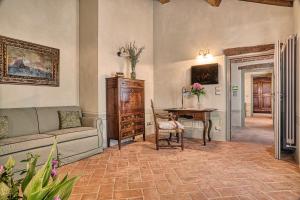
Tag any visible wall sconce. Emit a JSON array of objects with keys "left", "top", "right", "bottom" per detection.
[
  {"left": 196, "top": 49, "right": 213, "bottom": 62},
  {"left": 117, "top": 47, "right": 129, "bottom": 57}
]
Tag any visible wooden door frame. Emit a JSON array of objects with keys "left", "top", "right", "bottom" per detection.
[{"left": 225, "top": 49, "right": 274, "bottom": 141}]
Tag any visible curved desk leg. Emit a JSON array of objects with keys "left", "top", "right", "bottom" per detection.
[
  {"left": 208, "top": 119, "right": 212, "bottom": 142},
  {"left": 202, "top": 120, "right": 207, "bottom": 146}
]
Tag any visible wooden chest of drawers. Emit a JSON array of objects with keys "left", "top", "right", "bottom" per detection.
[{"left": 106, "top": 77, "right": 145, "bottom": 149}]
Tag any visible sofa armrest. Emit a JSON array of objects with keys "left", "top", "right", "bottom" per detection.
[{"left": 82, "top": 117, "right": 103, "bottom": 148}]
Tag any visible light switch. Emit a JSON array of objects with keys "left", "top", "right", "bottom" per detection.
[{"left": 215, "top": 86, "right": 221, "bottom": 95}]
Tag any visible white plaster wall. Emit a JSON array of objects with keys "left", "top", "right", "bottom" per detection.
[
  {"left": 244, "top": 73, "right": 252, "bottom": 117},
  {"left": 0, "top": 0, "right": 79, "bottom": 108},
  {"left": 293, "top": 0, "right": 300, "bottom": 164},
  {"left": 154, "top": 0, "right": 293, "bottom": 62},
  {"left": 98, "top": 0, "right": 154, "bottom": 147},
  {"left": 231, "top": 63, "right": 242, "bottom": 127},
  {"left": 79, "top": 0, "right": 99, "bottom": 114}
]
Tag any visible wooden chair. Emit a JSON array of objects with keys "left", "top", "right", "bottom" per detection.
[{"left": 151, "top": 100, "right": 184, "bottom": 150}]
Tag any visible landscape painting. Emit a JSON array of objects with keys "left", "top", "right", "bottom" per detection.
[
  {"left": 7, "top": 46, "right": 53, "bottom": 79},
  {"left": 0, "top": 35, "right": 59, "bottom": 86}
]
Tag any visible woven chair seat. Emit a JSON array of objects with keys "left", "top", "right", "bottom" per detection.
[{"left": 158, "top": 121, "right": 184, "bottom": 130}]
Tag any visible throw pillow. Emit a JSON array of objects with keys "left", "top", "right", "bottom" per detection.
[
  {"left": 58, "top": 111, "right": 82, "bottom": 129},
  {"left": 0, "top": 116, "right": 9, "bottom": 139}
]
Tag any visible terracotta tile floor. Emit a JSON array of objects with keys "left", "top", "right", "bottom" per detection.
[{"left": 58, "top": 136, "right": 300, "bottom": 200}]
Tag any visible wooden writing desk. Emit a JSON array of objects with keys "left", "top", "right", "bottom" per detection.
[{"left": 164, "top": 108, "right": 217, "bottom": 146}]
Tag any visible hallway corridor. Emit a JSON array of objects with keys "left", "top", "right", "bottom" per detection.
[{"left": 231, "top": 114, "right": 274, "bottom": 145}]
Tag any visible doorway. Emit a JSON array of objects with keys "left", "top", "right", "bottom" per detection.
[
  {"left": 225, "top": 38, "right": 297, "bottom": 160},
  {"left": 231, "top": 69, "right": 274, "bottom": 145},
  {"left": 225, "top": 48, "right": 275, "bottom": 146}
]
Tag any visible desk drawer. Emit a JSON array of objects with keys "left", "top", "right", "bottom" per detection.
[{"left": 193, "top": 112, "right": 210, "bottom": 121}]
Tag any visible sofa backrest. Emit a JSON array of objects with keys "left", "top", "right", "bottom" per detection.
[
  {"left": 36, "top": 106, "right": 82, "bottom": 133},
  {"left": 0, "top": 108, "right": 39, "bottom": 137}
]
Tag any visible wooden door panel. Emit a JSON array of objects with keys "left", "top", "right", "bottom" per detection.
[
  {"left": 262, "top": 96, "right": 272, "bottom": 112},
  {"left": 253, "top": 83, "right": 259, "bottom": 95},
  {"left": 253, "top": 77, "right": 272, "bottom": 113},
  {"left": 253, "top": 97, "right": 260, "bottom": 112},
  {"left": 262, "top": 82, "right": 271, "bottom": 94}
]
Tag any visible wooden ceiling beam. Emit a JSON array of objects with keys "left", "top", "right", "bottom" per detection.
[
  {"left": 159, "top": 0, "right": 170, "bottom": 4},
  {"left": 206, "top": 0, "right": 222, "bottom": 7},
  {"left": 238, "top": 63, "right": 274, "bottom": 70},
  {"left": 239, "top": 0, "right": 293, "bottom": 7},
  {"left": 223, "top": 44, "right": 275, "bottom": 56}
]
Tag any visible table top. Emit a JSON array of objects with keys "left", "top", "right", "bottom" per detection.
[{"left": 164, "top": 108, "right": 217, "bottom": 112}]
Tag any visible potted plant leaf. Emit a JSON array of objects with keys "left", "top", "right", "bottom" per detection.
[{"left": 0, "top": 142, "right": 79, "bottom": 200}]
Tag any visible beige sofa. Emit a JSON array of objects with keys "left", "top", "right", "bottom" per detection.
[{"left": 0, "top": 106, "right": 103, "bottom": 173}]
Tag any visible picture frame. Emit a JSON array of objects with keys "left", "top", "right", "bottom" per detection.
[
  {"left": 191, "top": 63, "right": 219, "bottom": 85},
  {"left": 0, "top": 35, "right": 59, "bottom": 86}
]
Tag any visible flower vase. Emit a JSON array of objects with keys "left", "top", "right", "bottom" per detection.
[
  {"left": 131, "top": 63, "right": 136, "bottom": 80},
  {"left": 197, "top": 96, "right": 201, "bottom": 109},
  {"left": 131, "top": 71, "right": 136, "bottom": 79}
]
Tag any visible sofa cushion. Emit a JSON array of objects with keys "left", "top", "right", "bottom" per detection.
[
  {"left": 0, "top": 134, "right": 55, "bottom": 156},
  {"left": 0, "top": 116, "right": 8, "bottom": 139},
  {"left": 36, "top": 106, "right": 82, "bottom": 133},
  {"left": 0, "top": 145, "right": 54, "bottom": 173},
  {"left": 58, "top": 111, "right": 82, "bottom": 129},
  {"left": 0, "top": 108, "right": 39, "bottom": 137},
  {"left": 44, "top": 127, "right": 98, "bottom": 143},
  {"left": 57, "top": 135, "right": 99, "bottom": 159}
]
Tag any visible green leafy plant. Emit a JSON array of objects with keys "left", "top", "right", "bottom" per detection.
[
  {"left": 0, "top": 142, "right": 79, "bottom": 200},
  {"left": 117, "top": 42, "right": 145, "bottom": 79},
  {"left": 0, "top": 157, "right": 20, "bottom": 200}
]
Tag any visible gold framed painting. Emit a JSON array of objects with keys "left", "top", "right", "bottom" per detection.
[{"left": 0, "top": 35, "right": 59, "bottom": 86}]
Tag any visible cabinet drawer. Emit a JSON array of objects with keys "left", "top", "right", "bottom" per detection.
[
  {"left": 121, "top": 127, "right": 145, "bottom": 138},
  {"left": 121, "top": 120, "right": 145, "bottom": 130},
  {"left": 120, "top": 79, "right": 144, "bottom": 88},
  {"left": 121, "top": 113, "right": 145, "bottom": 122},
  {"left": 121, "top": 123, "right": 145, "bottom": 133}
]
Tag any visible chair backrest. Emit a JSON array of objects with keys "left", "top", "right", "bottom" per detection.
[{"left": 150, "top": 100, "right": 158, "bottom": 130}]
